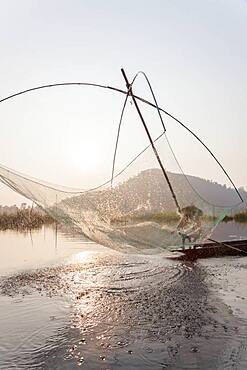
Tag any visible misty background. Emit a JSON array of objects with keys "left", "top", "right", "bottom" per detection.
[{"left": 0, "top": 0, "right": 246, "bottom": 204}]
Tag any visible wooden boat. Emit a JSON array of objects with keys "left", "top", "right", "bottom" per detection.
[{"left": 171, "top": 239, "right": 247, "bottom": 260}]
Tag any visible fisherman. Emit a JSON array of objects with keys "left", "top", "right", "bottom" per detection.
[{"left": 177, "top": 205, "right": 203, "bottom": 249}]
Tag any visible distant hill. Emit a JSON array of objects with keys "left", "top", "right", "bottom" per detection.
[
  {"left": 113, "top": 169, "right": 246, "bottom": 214},
  {"left": 109, "top": 169, "right": 247, "bottom": 212},
  {"left": 67, "top": 169, "right": 246, "bottom": 218}
]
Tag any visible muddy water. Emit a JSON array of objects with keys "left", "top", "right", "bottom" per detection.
[{"left": 0, "top": 224, "right": 246, "bottom": 369}]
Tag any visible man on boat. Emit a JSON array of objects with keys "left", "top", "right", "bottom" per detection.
[{"left": 176, "top": 205, "right": 203, "bottom": 249}]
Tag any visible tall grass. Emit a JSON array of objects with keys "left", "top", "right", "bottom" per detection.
[
  {"left": 112, "top": 210, "right": 247, "bottom": 225},
  {"left": 234, "top": 211, "right": 247, "bottom": 223},
  {"left": 111, "top": 212, "right": 180, "bottom": 225},
  {"left": 132, "top": 212, "right": 180, "bottom": 223},
  {"left": 0, "top": 209, "right": 54, "bottom": 231},
  {"left": 223, "top": 211, "right": 247, "bottom": 223}
]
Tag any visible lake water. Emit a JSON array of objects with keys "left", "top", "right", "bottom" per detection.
[{"left": 0, "top": 222, "right": 247, "bottom": 370}]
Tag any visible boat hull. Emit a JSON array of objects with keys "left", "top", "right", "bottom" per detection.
[{"left": 172, "top": 239, "right": 247, "bottom": 260}]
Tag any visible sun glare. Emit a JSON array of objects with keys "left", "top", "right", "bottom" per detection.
[
  {"left": 72, "top": 251, "right": 95, "bottom": 264},
  {"left": 67, "top": 140, "right": 107, "bottom": 174}
]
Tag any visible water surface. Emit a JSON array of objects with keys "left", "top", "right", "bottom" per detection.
[{"left": 0, "top": 223, "right": 247, "bottom": 369}]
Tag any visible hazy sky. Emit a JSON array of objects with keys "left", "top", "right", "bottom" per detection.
[{"left": 0, "top": 0, "right": 246, "bottom": 204}]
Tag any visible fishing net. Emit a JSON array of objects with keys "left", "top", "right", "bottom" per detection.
[{"left": 0, "top": 76, "right": 242, "bottom": 253}]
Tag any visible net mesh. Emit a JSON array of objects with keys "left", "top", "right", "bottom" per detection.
[
  {"left": 0, "top": 134, "right": 240, "bottom": 253},
  {"left": 0, "top": 79, "right": 242, "bottom": 253}
]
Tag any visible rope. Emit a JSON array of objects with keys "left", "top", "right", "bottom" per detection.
[
  {"left": 208, "top": 238, "right": 247, "bottom": 255},
  {"left": 133, "top": 71, "right": 166, "bottom": 132},
  {"left": 0, "top": 132, "right": 165, "bottom": 194},
  {"left": 111, "top": 70, "right": 166, "bottom": 188},
  {"left": 121, "top": 68, "right": 181, "bottom": 213},
  {"left": 110, "top": 87, "right": 131, "bottom": 187},
  {"left": 0, "top": 78, "right": 243, "bottom": 205},
  {"left": 164, "top": 132, "right": 242, "bottom": 209}
]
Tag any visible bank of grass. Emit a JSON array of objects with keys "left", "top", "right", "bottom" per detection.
[
  {"left": 112, "top": 210, "right": 247, "bottom": 225},
  {"left": 223, "top": 211, "right": 247, "bottom": 223},
  {"left": 136, "top": 213, "right": 218, "bottom": 223},
  {"left": 111, "top": 212, "right": 180, "bottom": 225},
  {"left": 131, "top": 212, "right": 180, "bottom": 224},
  {"left": 0, "top": 209, "right": 54, "bottom": 231},
  {"left": 234, "top": 212, "right": 247, "bottom": 222}
]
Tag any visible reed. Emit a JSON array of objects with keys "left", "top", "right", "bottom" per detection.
[
  {"left": 0, "top": 209, "right": 54, "bottom": 231},
  {"left": 222, "top": 211, "right": 247, "bottom": 223},
  {"left": 234, "top": 211, "right": 247, "bottom": 223},
  {"left": 111, "top": 212, "right": 180, "bottom": 225}
]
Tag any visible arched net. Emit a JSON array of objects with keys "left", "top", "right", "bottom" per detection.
[{"left": 0, "top": 77, "right": 242, "bottom": 253}]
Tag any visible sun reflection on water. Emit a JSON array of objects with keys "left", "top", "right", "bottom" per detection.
[{"left": 72, "top": 251, "right": 96, "bottom": 263}]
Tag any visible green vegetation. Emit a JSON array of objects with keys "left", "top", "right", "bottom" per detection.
[
  {"left": 132, "top": 212, "right": 180, "bottom": 224},
  {"left": 111, "top": 212, "right": 180, "bottom": 225},
  {"left": 233, "top": 211, "right": 247, "bottom": 223},
  {"left": 0, "top": 209, "right": 54, "bottom": 231},
  {"left": 223, "top": 211, "right": 247, "bottom": 223},
  {"left": 222, "top": 215, "right": 233, "bottom": 222},
  {"left": 112, "top": 209, "right": 247, "bottom": 225}
]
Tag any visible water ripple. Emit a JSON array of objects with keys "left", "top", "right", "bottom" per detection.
[{"left": 0, "top": 252, "right": 247, "bottom": 369}]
